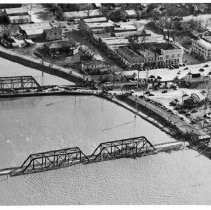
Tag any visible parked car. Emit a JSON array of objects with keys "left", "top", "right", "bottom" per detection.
[
  {"left": 162, "top": 90, "right": 168, "bottom": 93},
  {"left": 204, "top": 64, "right": 209, "bottom": 67},
  {"left": 148, "top": 93, "right": 154, "bottom": 96}
]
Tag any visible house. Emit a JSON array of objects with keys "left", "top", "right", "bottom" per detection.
[
  {"left": 44, "top": 40, "right": 73, "bottom": 55},
  {"left": 19, "top": 23, "right": 62, "bottom": 41}
]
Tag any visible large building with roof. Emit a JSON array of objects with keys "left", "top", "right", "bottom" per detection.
[
  {"left": 4, "top": 7, "right": 31, "bottom": 24},
  {"left": 114, "top": 42, "right": 184, "bottom": 68},
  {"left": 79, "top": 19, "right": 114, "bottom": 34},
  {"left": 192, "top": 37, "right": 211, "bottom": 61},
  {"left": 19, "top": 22, "right": 62, "bottom": 41}
]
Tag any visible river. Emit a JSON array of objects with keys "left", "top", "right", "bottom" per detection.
[{"left": 0, "top": 58, "right": 211, "bottom": 205}]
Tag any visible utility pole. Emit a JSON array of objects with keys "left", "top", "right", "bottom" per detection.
[{"left": 134, "top": 69, "right": 140, "bottom": 119}]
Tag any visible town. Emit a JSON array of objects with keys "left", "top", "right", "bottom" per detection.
[{"left": 1, "top": 3, "right": 211, "bottom": 205}]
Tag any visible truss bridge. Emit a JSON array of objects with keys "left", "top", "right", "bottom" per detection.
[
  {"left": 2, "top": 136, "right": 185, "bottom": 177},
  {"left": 0, "top": 76, "right": 41, "bottom": 92}
]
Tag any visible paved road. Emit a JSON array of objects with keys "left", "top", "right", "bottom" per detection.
[{"left": 128, "top": 95, "right": 206, "bottom": 136}]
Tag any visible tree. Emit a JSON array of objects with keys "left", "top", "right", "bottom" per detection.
[
  {"left": 0, "top": 14, "right": 10, "bottom": 24},
  {"left": 107, "top": 9, "right": 127, "bottom": 22}
]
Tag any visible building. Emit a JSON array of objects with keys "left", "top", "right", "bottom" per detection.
[
  {"left": 79, "top": 20, "right": 114, "bottom": 34},
  {"left": 19, "top": 23, "right": 62, "bottom": 41},
  {"left": 114, "top": 23, "right": 137, "bottom": 33},
  {"left": 81, "top": 60, "right": 104, "bottom": 71},
  {"left": 64, "top": 9, "right": 102, "bottom": 21},
  {"left": 82, "top": 17, "right": 108, "bottom": 23},
  {"left": 9, "top": 15, "right": 31, "bottom": 24},
  {"left": 4, "top": 7, "right": 29, "bottom": 16},
  {"left": 44, "top": 40, "right": 73, "bottom": 55},
  {"left": 192, "top": 37, "right": 211, "bottom": 61},
  {"left": 114, "top": 42, "right": 184, "bottom": 68},
  {"left": 183, "top": 93, "right": 201, "bottom": 108},
  {"left": 124, "top": 10, "right": 137, "bottom": 18}
]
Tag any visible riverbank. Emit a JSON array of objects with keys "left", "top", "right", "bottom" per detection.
[
  {"left": 102, "top": 94, "right": 211, "bottom": 159},
  {"left": 0, "top": 46, "right": 86, "bottom": 85}
]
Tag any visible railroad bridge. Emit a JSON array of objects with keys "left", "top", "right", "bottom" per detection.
[
  {"left": 0, "top": 137, "right": 185, "bottom": 177},
  {"left": 0, "top": 76, "right": 41, "bottom": 92},
  {"left": 9, "top": 136, "right": 158, "bottom": 176}
]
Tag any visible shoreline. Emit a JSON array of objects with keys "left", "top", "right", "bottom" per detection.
[
  {"left": 100, "top": 94, "right": 211, "bottom": 159},
  {"left": 0, "top": 46, "right": 86, "bottom": 85}
]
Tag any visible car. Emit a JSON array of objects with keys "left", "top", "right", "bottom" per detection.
[
  {"left": 191, "top": 110, "right": 197, "bottom": 113},
  {"left": 162, "top": 90, "right": 168, "bottom": 93},
  {"left": 204, "top": 64, "right": 209, "bottom": 67},
  {"left": 184, "top": 67, "right": 189, "bottom": 70},
  {"left": 148, "top": 93, "right": 154, "bottom": 96}
]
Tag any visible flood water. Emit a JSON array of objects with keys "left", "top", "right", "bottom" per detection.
[
  {"left": 0, "top": 57, "right": 73, "bottom": 86},
  {"left": 1, "top": 58, "right": 211, "bottom": 205},
  {"left": 0, "top": 95, "right": 211, "bottom": 205}
]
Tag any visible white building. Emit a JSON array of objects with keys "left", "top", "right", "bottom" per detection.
[
  {"left": 192, "top": 37, "right": 211, "bottom": 61},
  {"left": 114, "top": 42, "right": 184, "bottom": 68}
]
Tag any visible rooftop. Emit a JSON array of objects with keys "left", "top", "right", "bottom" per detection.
[
  {"left": 130, "top": 42, "right": 179, "bottom": 55},
  {"left": 101, "top": 37, "right": 129, "bottom": 46},
  {"left": 114, "top": 23, "right": 137, "bottom": 32},
  {"left": 124, "top": 10, "right": 137, "bottom": 16},
  {"left": 64, "top": 9, "right": 102, "bottom": 18},
  {"left": 44, "top": 40, "right": 71, "bottom": 49},
  {"left": 5, "top": 7, "right": 28, "bottom": 15},
  {"left": 20, "top": 22, "right": 52, "bottom": 31},
  {"left": 9, "top": 15, "right": 31, "bottom": 21},
  {"left": 118, "top": 46, "right": 140, "bottom": 57},
  {"left": 195, "top": 38, "right": 211, "bottom": 49},
  {"left": 83, "top": 17, "right": 107, "bottom": 23},
  {"left": 86, "top": 21, "right": 114, "bottom": 29}
]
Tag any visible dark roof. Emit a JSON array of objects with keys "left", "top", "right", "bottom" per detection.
[
  {"left": 130, "top": 42, "right": 178, "bottom": 55},
  {"left": 44, "top": 40, "right": 72, "bottom": 50}
]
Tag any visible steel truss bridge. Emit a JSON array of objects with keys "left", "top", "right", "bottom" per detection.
[
  {"left": 0, "top": 76, "right": 41, "bottom": 91},
  {"left": 10, "top": 136, "right": 156, "bottom": 176}
]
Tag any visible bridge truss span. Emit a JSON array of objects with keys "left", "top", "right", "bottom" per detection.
[
  {"left": 10, "top": 147, "right": 89, "bottom": 176},
  {"left": 90, "top": 136, "right": 155, "bottom": 162},
  {"left": 0, "top": 76, "right": 41, "bottom": 91}
]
